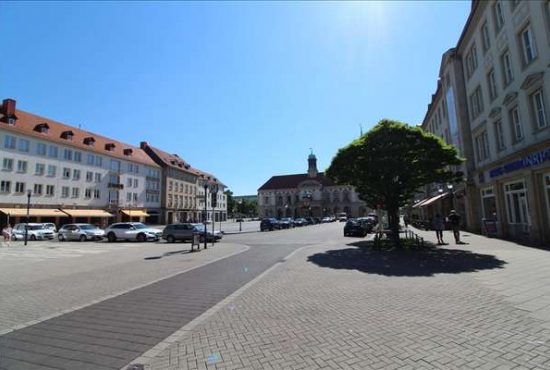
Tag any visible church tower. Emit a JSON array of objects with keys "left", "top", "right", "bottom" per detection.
[{"left": 307, "top": 150, "right": 318, "bottom": 178}]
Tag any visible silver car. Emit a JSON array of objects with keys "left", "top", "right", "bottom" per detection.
[
  {"left": 104, "top": 222, "right": 162, "bottom": 242},
  {"left": 58, "top": 223, "right": 105, "bottom": 241},
  {"left": 11, "top": 223, "right": 55, "bottom": 241}
]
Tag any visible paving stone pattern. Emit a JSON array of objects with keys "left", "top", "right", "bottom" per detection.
[
  {"left": 150, "top": 233, "right": 550, "bottom": 370},
  {"left": 0, "top": 243, "right": 301, "bottom": 370}
]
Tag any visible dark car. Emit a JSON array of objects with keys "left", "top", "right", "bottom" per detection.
[
  {"left": 279, "top": 218, "right": 294, "bottom": 229},
  {"left": 356, "top": 218, "right": 374, "bottom": 234},
  {"left": 294, "top": 218, "right": 307, "bottom": 227},
  {"left": 304, "top": 217, "right": 315, "bottom": 225},
  {"left": 260, "top": 218, "right": 280, "bottom": 231},
  {"left": 313, "top": 217, "right": 321, "bottom": 224},
  {"left": 343, "top": 219, "right": 367, "bottom": 237},
  {"left": 162, "top": 223, "right": 200, "bottom": 243}
]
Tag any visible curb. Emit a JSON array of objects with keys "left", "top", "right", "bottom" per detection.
[{"left": 222, "top": 230, "right": 259, "bottom": 235}]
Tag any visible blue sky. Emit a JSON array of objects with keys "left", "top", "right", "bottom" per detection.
[{"left": 0, "top": 1, "right": 470, "bottom": 195}]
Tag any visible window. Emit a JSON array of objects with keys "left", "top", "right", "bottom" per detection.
[
  {"left": 0, "top": 181, "right": 11, "bottom": 193},
  {"left": 46, "top": 185, "right": 55, "bottom": 196},
  {"left": 134, "top": 179, "right": 138, "bottom": 188},
  {"left": 481, "top": 187, "right": 497, "bottom": 219},
  {"left": 17, "top": 160, "right": 27, "bottom": 173},
  {"left": 481, "top": 22, "right": 491, "bottom": 52},
  {"left": 505, "top": 181, "right": 530, "bottom": 228},
  {"left": 62, "top": 186, "right": 69, "bottom": 198},
  {"left": 47, "top": 165, "right": 56, "bottom": 177},
  {"left": 71, "top": 187, "right": 79, "bottom": 198},
  {"left": 95, "top": 156, "right": 102, "bottom": 167},
  {"left": 33, "top": 183, "right": 43, "bottom": 195},
  {"left": 494, "top": 119, "right": 505, "bottom": 150},
  {"left": 4, "top": 135, "right": 15, "bottom": 149},
  {"left": 501, "top": 51, "right": 514, "bottom": 85},
  {"left": 493, "top": 1, "right": 505, "bottom": 32},
  {"left": 15, "top": 182, "right": 25, "bottom": 193},
  {"left": 110, "top": 160, "right": 120, "bottom": 171},
  {"left": 127, "top": 178, "right": 133, "bottom": 187},
  {"left": 86, "top": 171, "right": 93, "bottom": 182},
  {"left": 48, "top": 146, "right": 58, "bottom": 158},
  {"left": 35, "top": 163, "right": 45, "bottom": 175},
  {"left": 465, "top": 44, "right": 478, "bottom": 78},
  {"left": 169, "top": 181, "right": 173, "bottom": 191},
  {"left": 128, "top": 163, "right": 134, "bottom": 173},
  {"left": 487, "top": 69, "right": 498, "bottom": 101},
  {"left": 126, "top": 192, "right": 132, "bottom": 202},
  {"left": 532, "top": 89, "right": 548, "bottom": 129},
  {"left": 3, "top": 158, "right": 13, "bottom": 171},
  {"left": 36, "top": 143, "right": 47, "bottom": 156},
  {"left": 73, "top": 169, "right": 81, "bottom": 180},
  {"left": 63, "top": 167, "right": 71, "bottom": 179},
  {"left": 133, "top": 193, "right": 138, "bottom": 201},
  {"left": 18, "top": 139, "right": 29, "bottom": 152},
  {"left": 544, "top": 173, "right": 550, "bottom": 227},
  {"left": 469, "top": 86, "right": 484, "bottom": 119},
  {"left": 520, "top": 26, "right": 537, "bottom": 65},
  {"left": 95, "top": 173, "right": 102, "bottom": 182},
  {"left": 74, "top": 151, "right": 82, "bottom": 163},
  {"left": 476, "top": 131, "right": 491, "bottom": 162},
  {"left": 85, "top": 188, "right": 92, "bottom": 198},
  {"left": 134, "top": 165, "right": 139, "bottom": 174},
  {"left": 87, "top": 154, "right": 95, "bottom": 165},
  {"left": 63, "top": 149, "right": 73, "bottom": 161},
  {"left": 509, "top": 107, "right": 523, "bottom": 141},
  {"left": 93, "top": 189, "right": 101, "bottom": 199}
]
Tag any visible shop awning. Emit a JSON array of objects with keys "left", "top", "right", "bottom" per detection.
[
  {"left": 420, "top": 192, "right": 450, "bottom": 207},
  {"left": 0, "top": 208, "right": 68, "bottom": 217},
  {"left": 120, "top": 209, "right": 149, "bottom": 217},
  {"left": 61, "top": 209, "right": 114, "bottom": 218},
  {"left": 412, "top": 198, "right": 431, "bottom": 208}
]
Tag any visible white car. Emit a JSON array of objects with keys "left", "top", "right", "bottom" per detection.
[
  {"left": 105, "top": 222, "right": 162, "bottom": 242},
  {"left": 11, "top": 223, "right": 55, "bottom": 241},
  {"left": 58, "top": 223, "right": 105, "bottom": 241}
]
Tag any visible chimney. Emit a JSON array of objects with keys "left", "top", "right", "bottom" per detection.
[
  {"left": 140, "top": 141, "right": 148, "bottom": 149},
  {"left": 2, "top": 98, "right": 16, "bottom": 116}
]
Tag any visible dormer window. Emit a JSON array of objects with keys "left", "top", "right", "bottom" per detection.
[
  {"left": 105, "top": 143, "right": 116, "bottom": 151},
  {"left": 61, "top": 131, "right": 74, "bottom": 140},
  {"left": 34, "top": 123, "right": 49, "bottom": 134},
  {"left": 83, "top": 137, "right": 95, "bottom": 147},
  {"left": 123, "top": 148, "right": 133, "bottom": 156},
  {"left": 7, "top": 118, "right": 15, "bottom": 126}
]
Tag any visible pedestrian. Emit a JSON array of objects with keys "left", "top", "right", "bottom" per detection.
[
  {"left": 448, "top": 210, "right": 462, "bottom": 244},
  {"left": 2, "top": 223, "right": 12, "bottom": 247},
  {"left": 433, "top": 214, "right": 444, "bottom": 245},
  {"left": 403, "top": 214, "right": 410, "bottom": 228}
]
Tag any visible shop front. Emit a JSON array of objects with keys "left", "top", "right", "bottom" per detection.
[
  {"left": 0, "top": 207, "right": 68, "bottom": 227},
  {"left": 476, "top": 144, "right": 550, "bottom": 246}
]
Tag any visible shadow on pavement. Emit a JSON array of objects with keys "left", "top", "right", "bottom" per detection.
[
  {"left": 144, "top": 249, "right": 192, "bottom": 260},
  {"left": 307, "top": 240, "right": 506, "bottom": 277}
]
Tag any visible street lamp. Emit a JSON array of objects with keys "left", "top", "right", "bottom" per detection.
[
  {"left": 238, "top": 199, "right": 243, "bottom": 232},
  {"left": 447, "top": 183, "right": 455, "bottom": 211},
  {"left": 24, "top": 189, "right": 31, "bottom": 246},
  {"left": 210, "top": 182, "right": 219, "bottom": 246},
  {"left": 202, "top": 181, "right": 208, "bottom": 250}
]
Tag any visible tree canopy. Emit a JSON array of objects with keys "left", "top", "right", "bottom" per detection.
[{"left": 326, "top": 119, "right": 464, "bottom": 242}]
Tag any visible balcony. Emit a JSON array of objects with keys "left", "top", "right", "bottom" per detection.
[{"left": 108, "top": 183, "right": 124, "bottom": 189}]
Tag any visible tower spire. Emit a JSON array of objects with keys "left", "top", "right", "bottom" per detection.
[{"left": 307, "top": 150, "right": 318, "bottom": 178}]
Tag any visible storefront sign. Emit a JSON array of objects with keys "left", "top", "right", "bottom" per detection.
[
  {"left": 489, "top": 147, "right": 550, "bottom": 178},
  {"left": 482, "top": 218, "right": 499, "bottom": 237}
]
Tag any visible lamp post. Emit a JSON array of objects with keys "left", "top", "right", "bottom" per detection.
[
  {"left": 238, "top": 199, "right": 243, "bottom": 231},
  {"left": 202, "top": 182, "right": 208, "bottom": 250},
  {"left": 447, "top": 183, "right": 455, "bottom": 211},
  {"left": 24, "top": 189, "right": 31, "bottom": 246},
  {"left": 210, "top": 182, "right": 219, "bottom": 246}
]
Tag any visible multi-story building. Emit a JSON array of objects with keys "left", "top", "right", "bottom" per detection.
[
  {"left": 258, "top": 152, "right": 369, "bottom": 219},
  {"left": 0, "top": 98, "right": 162, "bottom": 226},
  {"left": 140, "top": 142, "right": 199, "bottom": 224},
  {"left": 418, "top": 0, "right": 550, "bottom": 246},
  {"left": 195, "top": 169, "right": 227, "bottom": 223}
]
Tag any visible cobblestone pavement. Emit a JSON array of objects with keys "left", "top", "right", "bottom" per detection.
[
  {"left": 148, "top": 226, "right": 550, "bottom": 370},
  {"left": 0, "top": 240, "right": 248, "bottom": 333}
]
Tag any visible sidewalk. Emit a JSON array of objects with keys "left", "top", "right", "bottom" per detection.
[{"left": 145, "top": 231, "right": 550, "bottom": 370}]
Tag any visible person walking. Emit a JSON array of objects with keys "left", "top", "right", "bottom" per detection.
[
  {"left": 448, "top": 210, "right": 462, "bottom": 244},
  {"left": 2, "top": 223, "right": 12, "bottom": 247},
  {"left": 433, "top": 214, "right": 444, "bottom": 245}
]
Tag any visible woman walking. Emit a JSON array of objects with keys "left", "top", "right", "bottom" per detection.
[
  {"left": 433, "top": 214, "right": 444, "bottom": 245},
  {"left": 2, "top": 223, "right": 13, "bottom": 247}
]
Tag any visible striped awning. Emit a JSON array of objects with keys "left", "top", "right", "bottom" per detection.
[
  {"left": 0, "top": 208, "right": 68, "bottom": 217},
  {"left": 420, "top": 192, "right": 450, "bottom": 207}
]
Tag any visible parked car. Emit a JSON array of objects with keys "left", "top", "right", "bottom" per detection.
[
  {"left": 343, "top": 219, "right": 367, "bottom": 237},
  {"left": 42, "top": 222, "right": 57, "bottom": 233},
  {"left": 58, "top": 223, "right": 105, "bottom": 241},
  {"left": 236, "top": 217, "right": 244, "bottom": 222},
  {"left": 192, "top": 224, "right": 223, "bottom": 242},
  {"left": 260, "top": 218, "right": 280, "bottom": 231},
  {"left": 338, "top": 212, "right": 348, "bottom": 222},
  {"left": 321, "top": 217, "right": 332, "bottom": 223},
  {"left": 355, "top": 218, "right": 374, "bottom": 234},
  {"left": 304, "top": 217, "right": 316, "bottom": 225},
  {"left": 313, "top": 217, "right": 321, "bottom": 224},
  {"left": 294, "top": 218, "right": 307, "bottom": 227},
  {"left": 11, "top": 223, "right": 55, "bottom": 241},
  {"left": 279, "top": 218, "right": 294, "bottom": 229},
  {"left": 162, "top": 223, "right": 199, "bottom": 243},
  {"left": 105, "top": 222, "right": 162, "bottom": 242}
]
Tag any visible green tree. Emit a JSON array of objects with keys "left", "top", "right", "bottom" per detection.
[
  {"left": 326, "top": 119, "right": 464, "bottom": 246},
  {"left": 224, "top": 190, "right": 235, "bottom": 216}
]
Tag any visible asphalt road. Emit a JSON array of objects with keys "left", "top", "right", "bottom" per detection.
[{"left": 0, "top": 222, "right": 352, "bottom": 370}]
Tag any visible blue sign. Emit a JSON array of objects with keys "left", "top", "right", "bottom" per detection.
[{"left": 489, "top": 147, "right": 550, "bottom": 178}]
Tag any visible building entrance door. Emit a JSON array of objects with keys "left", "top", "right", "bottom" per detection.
[{"left": 505, "top": 180, "right": 530, "bottom": 238}]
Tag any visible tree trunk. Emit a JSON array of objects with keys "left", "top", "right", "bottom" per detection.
[{"left": 387, "top": 206, "right": 401, "bottom": 247}]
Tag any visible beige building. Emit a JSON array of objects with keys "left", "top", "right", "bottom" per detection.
[
  {"left": 419, "top": 0, "right": 550, "bottom": 246},
  {"left": 258, "top": 152, "right": 370, "bottom": 219}
]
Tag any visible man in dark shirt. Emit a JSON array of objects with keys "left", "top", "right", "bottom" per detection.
[{"left": 448, "top": 210, "right": 461, "bottom": 244}]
